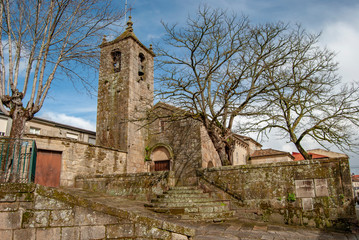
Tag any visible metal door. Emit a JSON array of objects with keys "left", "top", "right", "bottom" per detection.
[{"left": 35, "top": 150, "right": 62, "bottom": 187}]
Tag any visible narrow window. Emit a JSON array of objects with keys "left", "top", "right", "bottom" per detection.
[
  {"left": 29, "top": 127, "right": 40, "bottom": 135},
  {"left": 111, "top": 50, "right": 121, "bottom": 72},
  {"left": 138, "top": 53, "right": 145, "bottom": 80}
]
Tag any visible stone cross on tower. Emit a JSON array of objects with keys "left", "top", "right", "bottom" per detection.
[{"left": 96, "top": 17, "right": 155, "bottom": 173}]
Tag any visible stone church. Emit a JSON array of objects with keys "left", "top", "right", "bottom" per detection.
[
  {"left": 0, "top": 18, "right": 354, "bottom": 233},
  {"left": 95, "top": 17, "right": 294, "bottom": 185}
]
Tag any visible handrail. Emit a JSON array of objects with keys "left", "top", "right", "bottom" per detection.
[{"left": 0, "top": 137, "right": 37, "bottom": 183}]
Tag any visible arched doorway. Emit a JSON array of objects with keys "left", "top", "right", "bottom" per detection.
[{"left": 151, "top": 145, "right": 172, "bottom": 171}]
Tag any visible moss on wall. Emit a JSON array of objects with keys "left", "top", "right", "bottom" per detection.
[{"left": 198, "top": 158, "right": 355, "bottom": 230}]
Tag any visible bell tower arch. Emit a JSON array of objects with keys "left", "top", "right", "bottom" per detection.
[{"left": 96, "top": 17, "right": 155, "bottom": 173}]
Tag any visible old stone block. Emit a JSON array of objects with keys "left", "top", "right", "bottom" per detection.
[
  {"left": 0, "top": 211, "right": 21, "bottom": 229},
  {"left": 14, "top": 228, "right": 35, "bottom": 240},
  {"left": 0, "top": 202, "right": 19, "bottom": 211},
  {"left": 295, "top": 179, "right": 315, "bottom": 198},
  {"left": 0, "top": 193, "right": 16, "bottom": 202},
  {"left": 162, "top": 221, "right": 195, "bottom": 236},
  {"left": 22, "top": 210, "right": 50, "bottom": 228},
  {"left": 19, "top": 201, "right": 34, "bottom": 210},
  {"left": 302, "top": 198, "right": 313, "bottom": 211},
  {"left": 36, "top": 227, "right": 61, "bottom": 240},
  {"left": 314, "top": 179, "right": 329, "bottom": 197},
  {"left": 34, "top": 195, "right": 70, "bottom": 210},
  {"left": 74, "top": 207, "right": 119, "bottom": 226},
  {"left": 61, "top": 227, "right": 80, "bottom": 240},
  {"left": 80, "top": 225, "right": 105, "bottom": 240},
  {"left": 17, "top": 192, "right": 34, "bottom": 202},
  {"left": 172, "top": 232, "right": 188, "bottom": 240},
  {"left": 0, "top": 229, "right": 13, "bottom": 239},
  {"left": 302, "top": 217, "right": 316, "bottom": 227},
  {"left": 50, "top": 209, "right": 74, "bottom": 227},
  {"left": 268, "top": 213, "right": 285, "bottom": 224},
  {"left": 135, "top": 224, "right": 171, "bottom": 239},
  {"left": 106, "top": 223, "right": 134, "bottom": 238},
  {"left": 134, "top": 223, "right": 148, "bottom": 237}
]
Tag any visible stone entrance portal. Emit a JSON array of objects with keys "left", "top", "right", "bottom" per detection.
[{"left": 151, "top": 146, "right": 171, "bottom": 171}]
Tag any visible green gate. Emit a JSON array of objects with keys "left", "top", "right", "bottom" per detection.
[{"left": 0, "top": 138, "right": 37, "bottom": 183}]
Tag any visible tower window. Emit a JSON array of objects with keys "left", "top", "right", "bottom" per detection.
[
  {"left": 111, "top": 49, "right": 121, "bottom": 72},
  {"left": 138, "top": 53, "right": 145, "bottom": 80}
]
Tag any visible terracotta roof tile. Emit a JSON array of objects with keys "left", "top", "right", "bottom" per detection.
[{"left": 292, "top": 152, "right": 328, "bottom": 161}]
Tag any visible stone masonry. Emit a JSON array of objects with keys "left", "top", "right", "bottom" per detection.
[
  {"left": 198, "top": 157, "right": 356, "bottom": 229},
  {"left": 29, "top": 135, "right": 126, "bottom": 187},
  {"left": 0, "top": 183, "right": 192, "bottom": 240},
  {"left": 96, "top": 17, "right": 155, "bottom": 173}
]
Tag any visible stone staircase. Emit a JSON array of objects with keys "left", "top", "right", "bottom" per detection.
[{"left": 145, "top": 186, "right": 235, "bottom": 221}]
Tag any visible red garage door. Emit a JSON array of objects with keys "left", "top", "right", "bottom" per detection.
[{"left": 35, "top": 150, "right": 62, "bottom": 187}]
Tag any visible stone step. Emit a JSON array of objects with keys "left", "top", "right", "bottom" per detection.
[
  {"left": 146, "top": 204, "right": 230, "bottom": 214},
  {"left": 181, "top": 211, "right": 235, "bottom": 221},
  {"left": 145, "top": 186, "right": 234, "bottom": 222},
  {"left": 165, "top": 189, "right": 204, "bottom": 194},
  {"left": 151, "top": 197, "right": 211, "bottom": 204},
  {"left": 156, "top": 192, "right": 210, "bottom": 199},
  {"left": 170, "top": 186, "right": 198, "bottom": 190},
  {"left": 146, "top": 200, "right": 229, "bottom": 208}
]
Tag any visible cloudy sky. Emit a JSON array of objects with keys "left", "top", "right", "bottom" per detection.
[{"left": 38, "top": 0, "right": 359, "bottom": 167}]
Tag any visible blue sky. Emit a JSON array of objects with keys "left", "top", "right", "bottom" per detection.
[{"left": 38, "top": 0, "right": 359, "bottom": 168}]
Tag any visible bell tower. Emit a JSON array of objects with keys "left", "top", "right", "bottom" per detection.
[{"left": 96, "top": 17, "right": 155, "bottom": 173}]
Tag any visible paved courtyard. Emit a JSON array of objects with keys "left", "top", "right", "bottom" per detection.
[{"left": 191, "top": 219, "right": 359, "bottom": 240}]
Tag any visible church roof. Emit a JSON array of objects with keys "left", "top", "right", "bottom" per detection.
[
  {"left": 292, "top": 152, "right": 329, "bottom": 161},
  {"left": 251, "top": 149, "right": 294, "bottom": 159},
  {"left": 99, "top": 16, "right": 155, "bottom": 57},
  {"left": 233, "top": 134, "right": 262, "bottom": 148}
]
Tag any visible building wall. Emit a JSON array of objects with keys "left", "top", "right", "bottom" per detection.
[
  {"left": 75, "top": 172, "right": 169, "bottom": 201},
  {"left": 200, "top": 126, "right": 221, "bottom": 168},
  {"left": 96, "top": 35, "right": 153, "bottom": 174},
  {"left": 198, "top": 158, "right": 355, "bottom": 229},
  {"left": 244, "top": 140, "right": 262, "bottom": 155},
  {"left": 29, "top": 135, "right": 127, "bottom": 187},
  {"left": 308, "top": 149, "right": 348, "bottom": 158},
  {"left": 147, "top": 106, "right": 202, "bottom": 186},
  {"left": 125, "top": 40, "right": 154, "bottom": 173},
  {"left": 249, "top": 155, "right": 293, "bottom": 164},
  {"left": 232, "top": 142, "right": 248, "bottom": 166},
  {"left": 0, "top": 184, "right": 191, "bottom": 240},
  {"left": 0, "top": 113, "right": 96, "bottom": 144}
]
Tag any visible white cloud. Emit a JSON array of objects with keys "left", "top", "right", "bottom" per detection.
[
  {"left": 320, "top": 7, "right": 359, "bottom": 83},
  {"left": 1, "top": 39, "right": 33, "bottom": 79},
  {"left": 39, "top": 112, "right": 96, "bottom": 131}
]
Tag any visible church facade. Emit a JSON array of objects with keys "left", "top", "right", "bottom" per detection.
[{"left": 95, "top": 17, "right": 294, "bottom": 185}]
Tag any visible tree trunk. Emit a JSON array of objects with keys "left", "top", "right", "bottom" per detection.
[
  {"left": 295, "top": 142, "right": 312, "bottom": 160},
  {"left": 206, "top": 125, "right": 232, "bottom": 166},
  {"left": 4, "top": 106, "right": 31, "bottom": 182},
  {"left": 9, "top": 107, "right": 29, "bottom": 139}
]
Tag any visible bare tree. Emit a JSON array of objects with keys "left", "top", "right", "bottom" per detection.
[
  {"left": 0, "top": 0, "right": 125, "bottom": 140},
  {"left": 155, "top": 6, "right": 296, "bottom": 166},
  {"left": 240, "top": 28, "right": 359, "bottom": 159}
]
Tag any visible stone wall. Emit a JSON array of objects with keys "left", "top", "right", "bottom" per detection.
[
  {"left": 148, "top": 104, "right": 203, "bottom": 186},
  {"left": 200, "top": 126, "right": 221, "bottom": 168},
  {"left": 30, "top": 135, "right": 127, "bottom": 187},
  {"left": 75, "top": 171, "right": 169, "bottom": 201},
  {"left": 0, "top": 183, "right": 190, "bottom": 240},
  {"left": 249, "top": 155, "right": 293, "bottom": 164},
  {"left": 198, "top": 158, "right": 356, "bottom": 229},
  {"left": 96, "top": 27, "right": 154, "bottom": 174}
]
